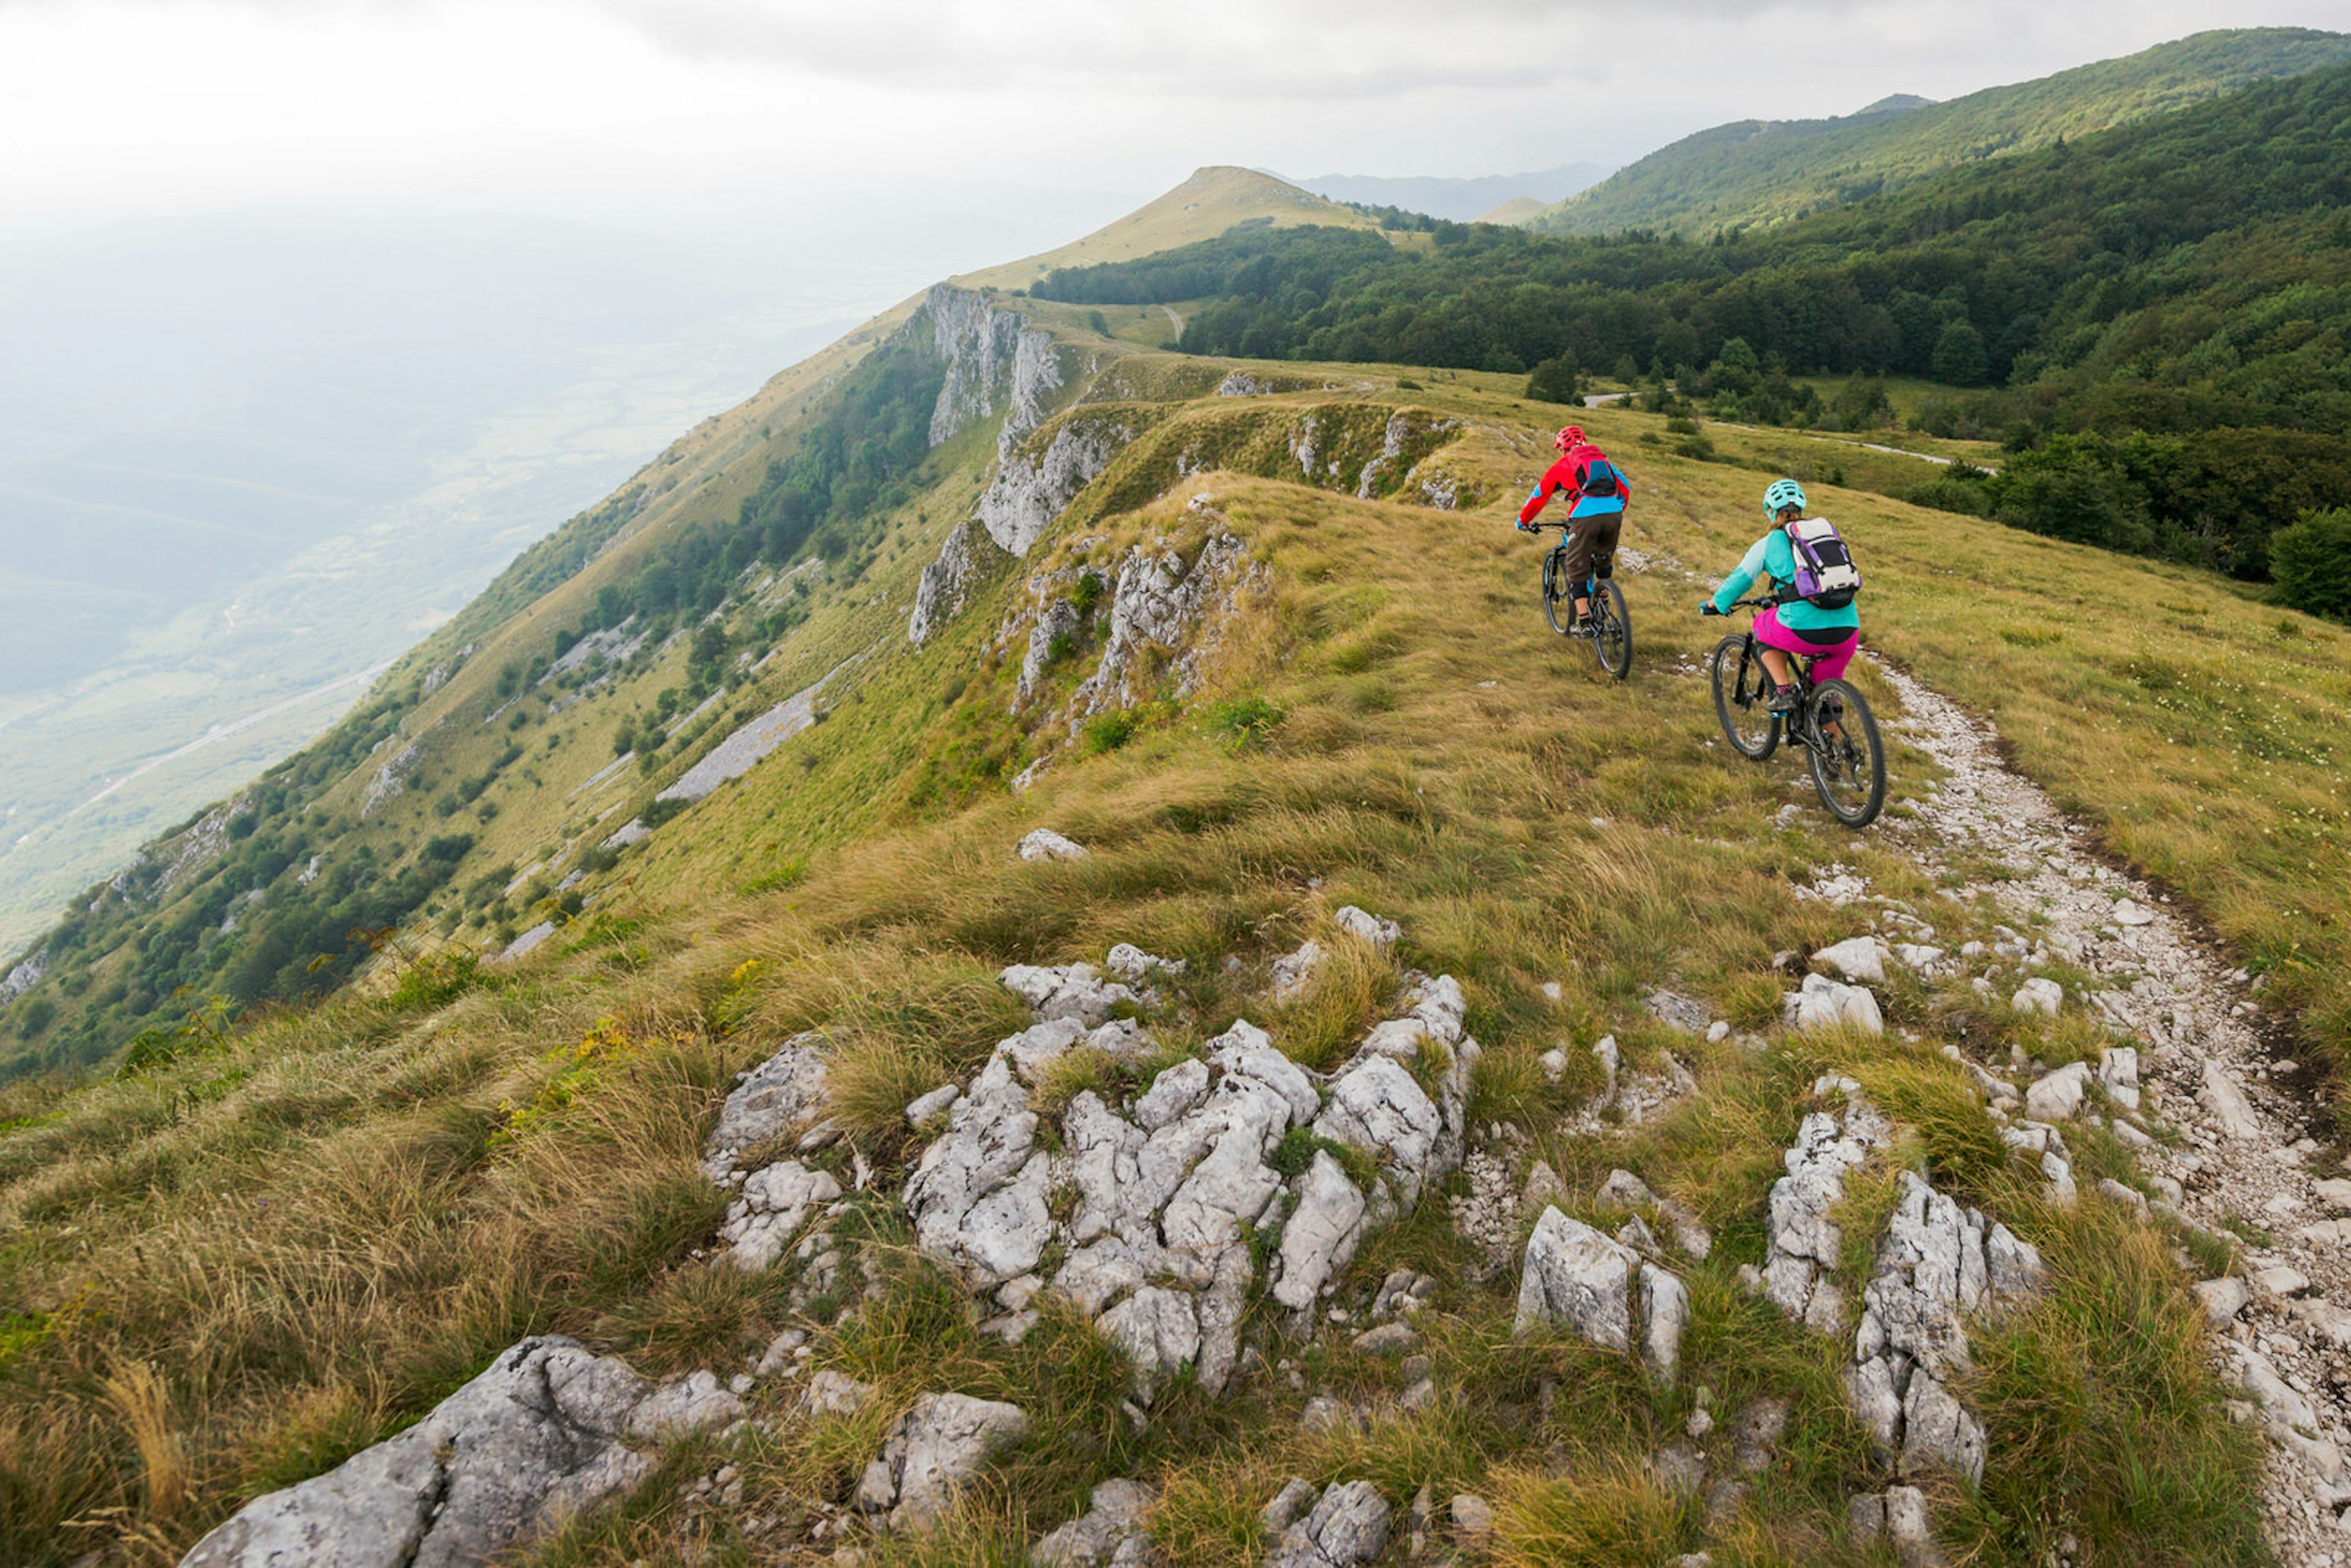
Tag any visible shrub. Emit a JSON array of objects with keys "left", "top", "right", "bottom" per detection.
[
  {"left": 1082, "top": 710, "right": 1138, "bottom": 754},
  {"left": 1203, "top": 695, "right": 1285, "bottom": 751},
  {"left": 1524, "top": 355, "right": 1580, "bottom": 405},
  {"left": 2271, "top": 508, "right": 2351, "bottom": 620}
]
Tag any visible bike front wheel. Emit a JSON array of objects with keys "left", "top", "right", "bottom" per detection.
[
  {"left": 1589, "top": 578, "right": 1631, "bottom": 679},
  {"left": 1710, "top": 634, "right": 1779, "bottom": 759},
  {"left": 1542, "top": 549, "right": 1577, "bottom": 636},
  {"left": 1807, "top": 678, "right": 1886, "bottom": 827}
]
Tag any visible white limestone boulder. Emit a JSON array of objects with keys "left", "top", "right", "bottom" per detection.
[
  {"left": 1785, "top": 973, "right": 1884, "bottom": 1035},
  {"left": 856, "top": 1392, "right": 1029, "bottom": 1530},
  {"left": 179, "top": 1338, "right": 743, "bottom": 1568},
  {"left": 1814, "top": 936, "right": 1887, "bottom": 986}
]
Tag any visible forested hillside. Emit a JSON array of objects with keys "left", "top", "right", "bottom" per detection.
[
  {"left": 1524, "top": 26, "right": 2351, "bottom": 236},
  {"left": 1037, "top": 60, "right": 2351, "bottom": 583}
]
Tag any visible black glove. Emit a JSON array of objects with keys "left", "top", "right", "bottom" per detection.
[
  {"left": 1517, "top": 521, "right": 1537, "bottom": 533},
  {"left": 1700, "top": 601, "right": 1723, "bottom": 617}
]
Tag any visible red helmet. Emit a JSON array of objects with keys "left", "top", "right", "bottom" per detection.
[{"left": 1554, "top": 425, "right": 1586, "bottom": 454}]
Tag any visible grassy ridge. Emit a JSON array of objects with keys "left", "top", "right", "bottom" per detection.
[
  {"left": 1, "top": 356, "right": 2314, "bottom": 1565},
  {"left": 1528, "top": 27, "right": 2351, "bottom": 238}
]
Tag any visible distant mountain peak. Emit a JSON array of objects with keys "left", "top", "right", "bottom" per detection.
[{"left": 1855, "top": 94, "right": 1935, "bottom": 116}]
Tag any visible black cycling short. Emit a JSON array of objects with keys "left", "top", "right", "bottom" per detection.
[{"left": 1561, "top": 514, "right": 1621, "bottom": 585}]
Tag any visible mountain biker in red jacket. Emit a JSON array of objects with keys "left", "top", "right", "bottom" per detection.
[{"left": 1518, "top": 426, "right": 1631, "bottom": 634}]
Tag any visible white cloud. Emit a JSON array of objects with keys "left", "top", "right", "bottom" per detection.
[{"left": 0, "top": 0, "right": 2341, "bottom": 222}]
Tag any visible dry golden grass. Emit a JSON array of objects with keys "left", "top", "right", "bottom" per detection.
[
  {"left": 0, "top": 365, "right": 2298, "bottom": 1566},
  {"left": 1488, "top": 1454, "right": 1701, "bottom": 1567}
]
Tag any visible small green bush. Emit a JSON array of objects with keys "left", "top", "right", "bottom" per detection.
[
  {"left": 1524, "top": 355, "right": 1580, "bottom": 405},
  {"left": 1203, "top": 696, "right": 1285, "bottom": 751},
  {"left": 1082, "top": 710, "right": 1138, "bottom": 754},
  {"left": 2271, "top": 507, "right": 2351, "bottom": 621}
]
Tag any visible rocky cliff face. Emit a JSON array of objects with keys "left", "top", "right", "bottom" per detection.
[
  {"left": 977, "top": 415, "right": 1133, "bottom": 557},
  {"left": 925, "top": 285, "right": 1063, "bottom": 456},
  {"left": 907, "top": 521, "right": 1000, "bottom": 645}
]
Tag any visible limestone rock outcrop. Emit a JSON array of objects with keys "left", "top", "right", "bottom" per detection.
[
  {"left": 1067, "top": 531, "right": 1258, "bottom": 722},
  {"left": 1849, "top": 1172, "right": 2043, "bottom": 1485},
  {"left": 702, "top": 1035, "right": 831, "bottom": 1182},
  {"left": 1264, "top": 1480, "right": 1390, "bottom": 1568},
  {"left": 1513, "top": 1208, "right": 1688, "bottom": 1384},
  {"left": 926, "top": 285, "right": 1060, "bottom": 449},
  {"left": 980, "top": 417, "right": 1130, "bottom": 557},
  {"left": 909, "top": 521, "right": 999, "bottom": 645},
  {"left": 1761, "top": 1076, "right": 1892, "bottom": 1334},
  {"left": 1032, "top": 1477, "right": 1160, "bottom": 1566},
  {"left": 179, "top": 1338, "right": 744, "bottom": 1568},
  {"left": 855, "top": 1392, "right": 1029, "bottom": 1530},
  {"left": 901, "top": 932, "right": 1475, "bottom": 1399}
]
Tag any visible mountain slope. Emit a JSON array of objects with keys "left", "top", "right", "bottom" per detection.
[
  {"left": 6, "top": 292, "right": 2341, "bottom": 1565},
  {"left": 0, "top": 169, "right": 1373, "bottom": 1081},
  {"left": 1524, "top": 26, "right": 2351, "bottom": 235}
]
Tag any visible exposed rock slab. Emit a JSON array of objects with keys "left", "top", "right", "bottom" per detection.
[
  {"left": 703, "top": 1035, "right": 831, "bottom": 1180},
  {"left": 902, "top": 948, "right": 1474, "bottom": 1400},
  {"left": 1761, "top": 1076, "right": 1891, "bottom": 1334},
  {"left": 179, "top": 1338, "right": 743, "bottom": 1568},
  {"left": 1850, "top": 1172, "right": 2042, "bottom": 1485},
  {"left": 1264, "top": 1480, "right": 1390, "bottom": 1568},
  {"left": 910, "top": 520, "right": 998, "bottom": 646},
  {"left": 856, "top": 1392, "right": 1029, "bottom": 1530},
  {"left": 1032, "top": 1478, "right": 1158, "bottom": 1566}
]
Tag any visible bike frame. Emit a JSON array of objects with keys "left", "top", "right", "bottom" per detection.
[{"left": 1721, "top": 602, "right": 1842, "bottom": 750}]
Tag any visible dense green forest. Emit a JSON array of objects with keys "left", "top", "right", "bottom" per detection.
[
  {"left": 1528, "top": 26, "right": 2351, "bottom": 237},
  {"left": 1035, "top": 62, "right": 2351, "bottom": 587}
]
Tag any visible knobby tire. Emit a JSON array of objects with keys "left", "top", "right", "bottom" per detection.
[
  {"left": 1591, "top": 577, "right": 1631, "bottom": 680},
  {"left": 1807, "top": 678, "right": 1886, "bottom": 828},
  {"left": 1542, "top": 549, "right": 1576, "bottom": 636},
  {"left": 1710, "top": 634, "right": 1779, "bottom": 759}
]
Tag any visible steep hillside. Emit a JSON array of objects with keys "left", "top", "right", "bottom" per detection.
[
  {"left": 1523, "top": 27, "right": 2351, "bottom": 236},
  {"left": 4, "top": 206, "right": 2349, "bottom": 1568},
  {"left": 0, "top": 169, "right": 1380, "bottom": 1083}
]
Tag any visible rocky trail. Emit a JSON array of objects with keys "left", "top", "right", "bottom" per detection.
[{"left": 1870, "top": 659, "right": 2351, "bottom": 1564}]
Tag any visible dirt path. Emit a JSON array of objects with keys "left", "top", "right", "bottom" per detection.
[{"left": 1872, "top": 658, "right": 2350, "bottom": 1562}]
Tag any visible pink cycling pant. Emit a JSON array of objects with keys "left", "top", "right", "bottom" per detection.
[{"left": 1755, "top": 607, "right": 1858, "bottom": 683}]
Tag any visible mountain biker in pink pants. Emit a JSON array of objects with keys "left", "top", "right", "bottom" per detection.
[{"left": 1701, "top": 479, "right": 1860, "bottom": 713}]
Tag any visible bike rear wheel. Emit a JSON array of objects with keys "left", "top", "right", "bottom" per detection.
[
  {"left": 1590, "top": 577, "right": 1631, "bottom": 679},
  {"left": 1542, "top": 549, "right": 1575, "bottom": 635},
  {"left": 1710, "top": 634, "right": 1779, "bottom": 759},
  {"left": 1807, "top": 678, "right": 1886, "bottom": 827}
]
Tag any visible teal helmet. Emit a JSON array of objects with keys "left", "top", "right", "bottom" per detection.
[{"left": 1763, "top": 478, "right": 1807, "bottom": 520}]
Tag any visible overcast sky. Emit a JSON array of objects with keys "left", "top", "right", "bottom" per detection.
[{"left": 2, "top": 1, "right": 2345, "bottom": 230}]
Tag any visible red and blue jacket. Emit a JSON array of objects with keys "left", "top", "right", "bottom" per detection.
[{"left": 1519, "top": 442, "right": 1632, "bottom": 526}]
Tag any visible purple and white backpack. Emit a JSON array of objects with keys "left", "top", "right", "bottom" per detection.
[{"left": 1783, "top": 519, "right": 1862, "bottom": 610}]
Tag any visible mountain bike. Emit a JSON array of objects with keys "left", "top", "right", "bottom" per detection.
[
  {"left": 1704, "top": 599, "right": 1885, "bottom": 828},
  {"left": 1533, "top": 522, "right": 1631, "bottom": 679}
]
